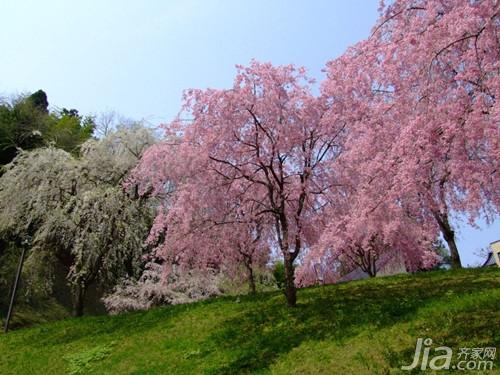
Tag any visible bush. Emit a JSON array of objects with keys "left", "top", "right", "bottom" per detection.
[
  {"left": 272, "top": 261, "right": 285, "bottom": 290},
  {"left": 102, "top": 263, "right": 222, "bottom": 314}
]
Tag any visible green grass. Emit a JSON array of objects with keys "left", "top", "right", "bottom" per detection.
[{"left": 0, "top": 268, "right": 499, "bottom": 374}]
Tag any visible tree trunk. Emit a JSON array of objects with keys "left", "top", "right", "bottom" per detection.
[
  {"left": 443, "top": 232, "right": 462, "bottom": 269},
  {"left": 284, "top": 255, "right": 296, "bottom": 307},
  {"left": 246, "top": 263, "right": 256, "bottom": 294},
  {"left": 369, "top": 259, "right": 377, "bottom": 277},
  {"left": 437, "top": 214, "right": 462, "bottom": 269},
  {"left": 72, "top": 284, "right": 85, "bottom": 317}
]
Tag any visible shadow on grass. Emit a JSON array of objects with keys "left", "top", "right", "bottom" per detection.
[
  {"left": 1, "top": 301, "right": 196, "bottom": 347},
  {"left": 203, "top": 269, "right": 499, "bottom": 374}
]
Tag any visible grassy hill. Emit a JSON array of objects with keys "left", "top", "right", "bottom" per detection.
[{"left": 0, "top": 268, "right": 498, "bottom": 374}]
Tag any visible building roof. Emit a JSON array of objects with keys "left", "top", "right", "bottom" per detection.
[
  {"left": 482, "top": 240, "right": 500, "bottom": 267},
  {"left": 482, "top": 252, "right": 497, "bottom": 267}
]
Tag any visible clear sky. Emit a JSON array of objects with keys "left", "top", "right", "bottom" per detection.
[{"left": 0, "top": 0, "right": 497, "bottom": 265}]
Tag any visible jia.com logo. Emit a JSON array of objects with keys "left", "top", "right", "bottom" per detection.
[{"left": 401, "top": 338, "right": 496, "bottom": 371}]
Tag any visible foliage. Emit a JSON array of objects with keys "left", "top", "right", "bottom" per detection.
[
  {"left": 431, "top": 239, "right": 452, "bottom": 269},
  {"left": 0, "top": 91, "right": 95, "bottom": 165},
  {"left": 321, "top": 0, "right": 499, "bottom": 269},
  {"left": 0, "top": 298, "right": 68, "bottom": 331},
  {"left": 45, "top": 109, "right": 95, "bottom": 155},
  {"left": 22, "top": 248, "right": 56, "bottom": 298},
  {"left": 0, "top": 268, "right": 498, "bottom": 374},
  {"left": 218, "top": 265, "right": 276, "bottom": 295},
  {"left": 0, "top": 242, "right": 66, "bottom": 324},
  {"left": 0, "top": 95, "right": 49, "bottom": 164},
  {"left": 0, "top": 125, "right": 156, "bottom": 316},
  {"left": 27, "top": 90, "right": 49, "bottom": 113},
  {"left": 272, "top": 261, "right": 285, "bottom": 290},
  {"left": 295, "top": 256, "right": 340, "bottom": 287}
]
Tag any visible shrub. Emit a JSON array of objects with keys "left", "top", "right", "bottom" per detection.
[
  {"left": 102, "top": 263, "right": 222, "bottom": 314},
  {"left": 272, "top": 261, "right": 285, "bottom": 290}
]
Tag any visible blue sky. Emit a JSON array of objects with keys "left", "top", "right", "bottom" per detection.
[{"left": 0, "top": 0, "right": 497, "bottom": 265}]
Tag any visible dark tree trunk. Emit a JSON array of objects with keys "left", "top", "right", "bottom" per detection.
[
  {"left": 248, "top": 273, "right": 256, "bottom": 295},
  {"left": 72, "top": 284, "right": 86, "bottom": 317},
  {"left": 355, "top": 248, "right": 377, "bottom": 278},
  {"left": 368, "top": 258, "right": 377, "bottom": 277},
  {"left": 245, "top": 263, "right": 256, "bottom": 294},
  {"left": 284, "top": 255, "right": 296, "bottom": 307},
  {"left": 436, "top": 213, "right": 462, "bottom": 269},
  {"left": 361, "top": 265, "right": 376, "bottom": 277},
  {"left": 443, "top": 231, "right": 462, "bottom": 269}
]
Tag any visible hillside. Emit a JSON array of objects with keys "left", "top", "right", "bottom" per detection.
[{"left": 0, "top": 268, "right": 499, "bottom": 374}]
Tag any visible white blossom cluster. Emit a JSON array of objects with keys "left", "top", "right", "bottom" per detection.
[
  {"left": 0, "top": 125, "right": 156, "bottom": 311},
  {"left": 102, "top": 262, "right": 222, "bottom": 314}
]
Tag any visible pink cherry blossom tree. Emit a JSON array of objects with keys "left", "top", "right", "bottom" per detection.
[
  {"left": 131, "top": 134, "right": 273, "bottom": 294},
  {"left": 322, "top": 0, "right": 499, "bottom": 269},
  {"left": 132, "top": 61, "right": 344, "bottom": 306},
  {"left": 300, "top": 137, "right": 439, "bottom": 285}
]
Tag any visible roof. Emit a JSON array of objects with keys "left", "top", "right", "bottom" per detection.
[
  {"left": 490, "top": 240, "right": 500, "bottom": 251},
  {"left": 482, "top": 240, "right": 500, "bottom": 267},
  {"left": 482, "top": 252, "right": 498, "bottom": 267}
]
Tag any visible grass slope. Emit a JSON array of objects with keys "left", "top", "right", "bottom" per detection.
[
  {"left": 0, "top": 268, "right": 499, "bottom": 374},
  {"left": 0, "top": 298, "right": 70, "bottom": 330}
]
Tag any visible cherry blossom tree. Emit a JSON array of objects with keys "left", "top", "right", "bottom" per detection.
[
  {"left": 315, "top": 199, "right": 439, "bottom": 279},
  {"left": 295, "top": 255, "right": 339, "bottom": 287},
  {"left": 0, "top": 124, "right": 156, "bottom": 316},
  {"left": 131, "top": 133, "right": 274, "bottom": 294},
  {"left": 132, "top": 61, "right": 344, "bottom": 306},
  {"left": 300, "top": 140, "right": 439, "bottom": 285},
  {"left": 322, "top": 0, "right": 499, "bottom": 268}
]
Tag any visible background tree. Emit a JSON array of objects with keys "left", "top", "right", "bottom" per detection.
[
  {"left": 0, "top": 94, "right": 48, "bottom": 165},
  {"left": 27, "top": 90, "right": 49, "bottom": 113},
  {"left": 0, "top": 124, "right": 156, "bottom": 316},
  {"left": 131, "top": 135, "right": 273, "bottom": 295},
  {"left": 45, "top": 108, "right": 95, "bottom": 154},
  {"left": 94, "top": 110, "right": 119, "bottom": 138},
  {"left": 0, "top": 90, "right": 95, "bottom": 166},
  {"left": 102, "top": 262, "right": 223, "bottom": 315}
]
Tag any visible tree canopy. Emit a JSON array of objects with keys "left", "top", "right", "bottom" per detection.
[
  {"left": 0, "top": 90, "right": 95, "bottom": 166},
  {"left": 0, "top": 125, "right": 156, "bottom": 316}
]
